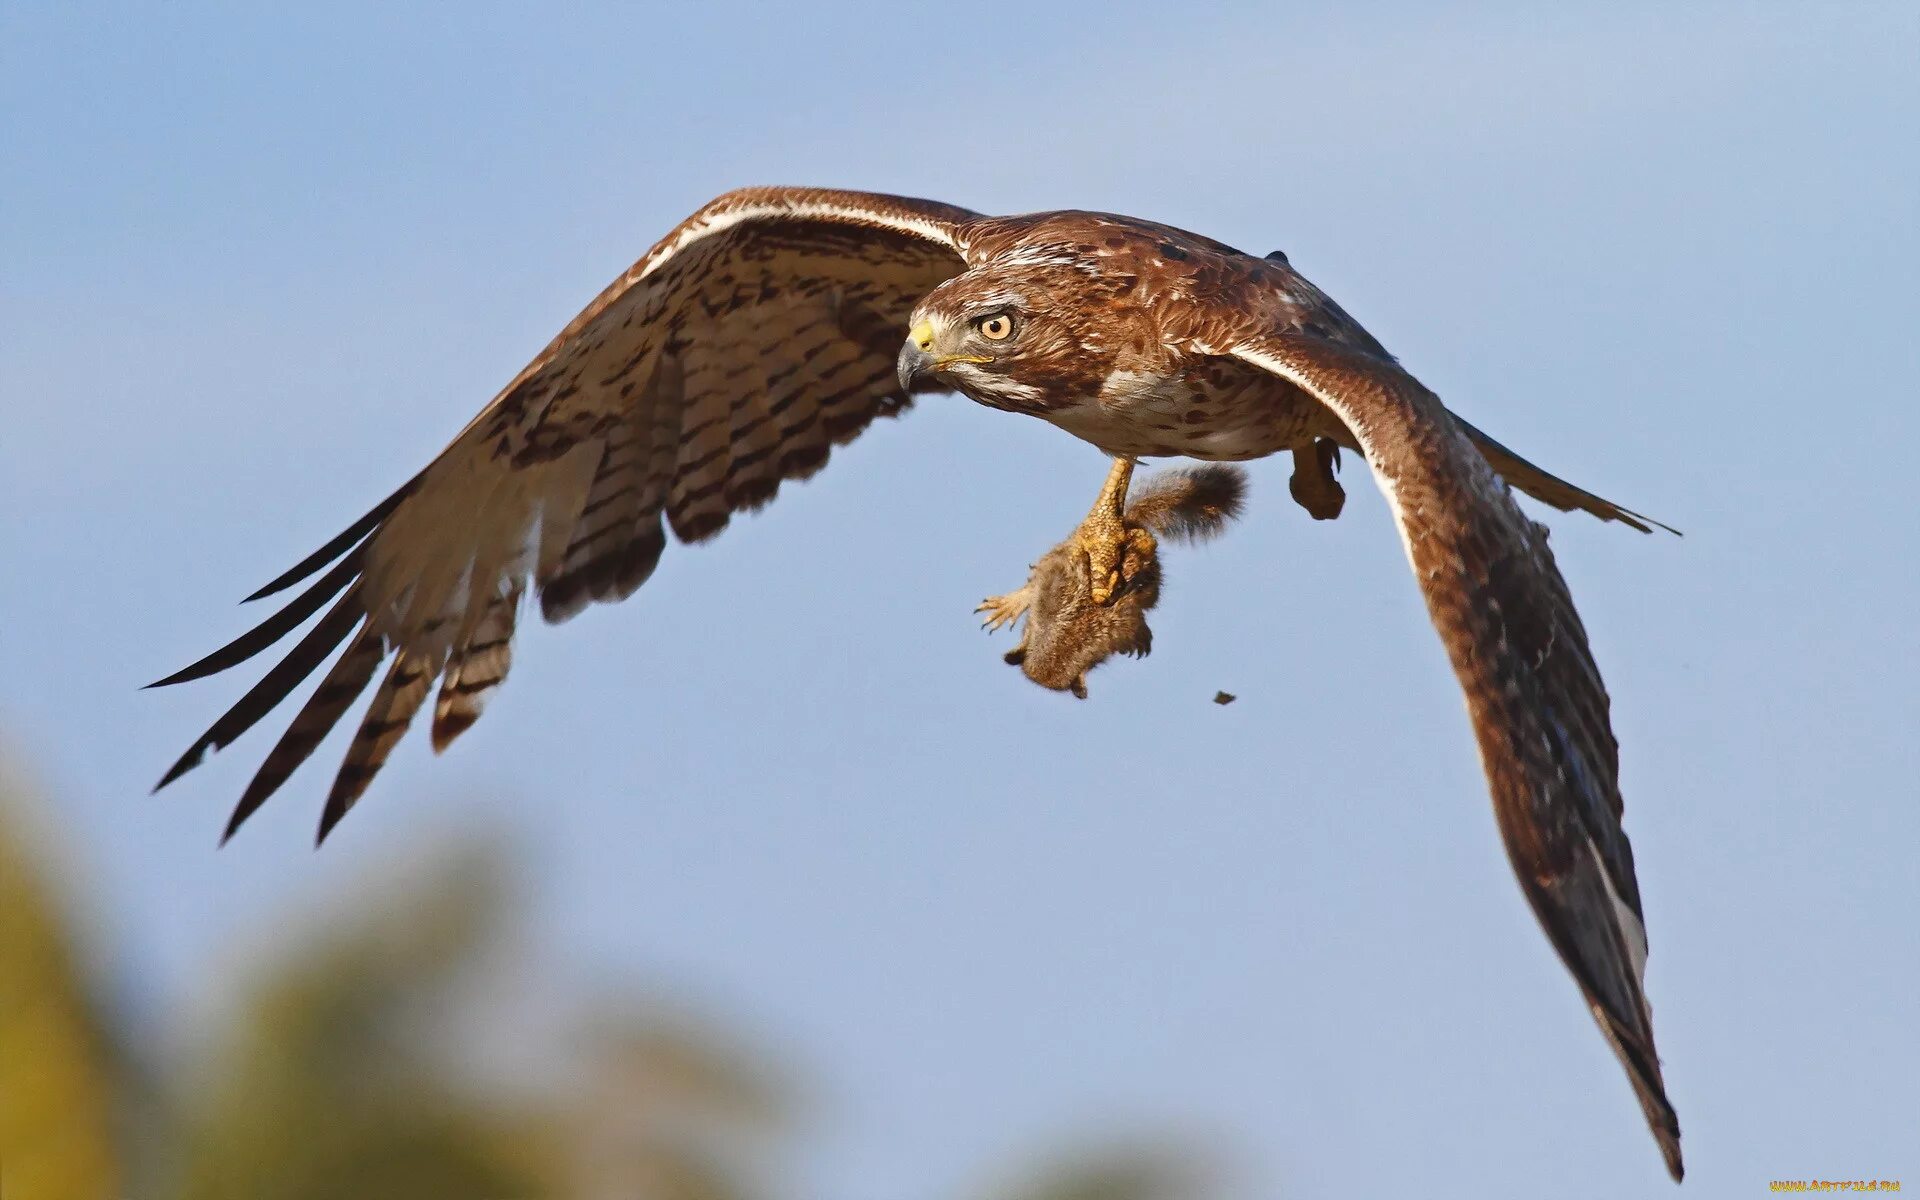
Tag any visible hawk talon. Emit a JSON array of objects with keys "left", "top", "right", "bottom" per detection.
[
  {"left": 1289, "top": 438, "right": 1347, "bottom": 521},
  {"left": 1075, "top": 456, "right": 1139, "bottom": 607},
  {"left": 1074, "top": 521, "right": 1157, "bottom": 607}
]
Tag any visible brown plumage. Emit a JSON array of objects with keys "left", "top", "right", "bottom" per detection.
[
  {"left": 981, "top": 465, "right": 1246, "bottom": 698},
  {"left": 152, "top": 186, "right": 1681, "bottom": 1178}
]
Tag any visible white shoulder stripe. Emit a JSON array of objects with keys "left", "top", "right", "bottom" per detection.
[
  {"left": 632, "top": 196, "right": 965, "bottom": 288},
  {"left": 1226, "top": 342, "right": 1423, "bottom": 569}
]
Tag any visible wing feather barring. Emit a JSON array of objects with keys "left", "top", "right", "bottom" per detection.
[{"left": 153, "top": 186, "right": 1682, "bottom": 1178}]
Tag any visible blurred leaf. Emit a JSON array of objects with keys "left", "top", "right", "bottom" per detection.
[
  {"left": 565, "top": 1008, "right": 789, "bottom": 1200},
  {"left": 0, "top": 762, "right": 124, "bottom": 1200},
  {"left": 168, "top": 843, "right": 553, "bottom": 1200},
  {"left": 983, "top": 1142, "right": 1216, "bottom": 1200},
  {"left": 581, "top": 1010, "right": 789, "bottom": 1127},
  {"left": 0, "top": 753, "right": 1220, "bottom": 1200}
]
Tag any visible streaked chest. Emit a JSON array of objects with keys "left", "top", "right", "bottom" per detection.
[{"left": 1047, "top": 358, "right": 1334, "bottom": 461}]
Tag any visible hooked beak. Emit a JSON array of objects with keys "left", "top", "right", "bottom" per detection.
[
  {"left": 896, "top": 319, "right": 937, "bottom": 394},
  {"left": 897, "top": 319, "right": 994, "bottom": 394},
  {"left": 896, "top": 338, "right": 935, "bottom": 395}
]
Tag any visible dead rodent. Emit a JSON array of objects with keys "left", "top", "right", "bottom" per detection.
[{"left": 978, "top": 464, "right": 1247, "bottom": 698}]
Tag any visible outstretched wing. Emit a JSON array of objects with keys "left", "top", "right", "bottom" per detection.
[
  {"left": 1224, "top": 333, "right": 1683, "bottom": 1181},
  {"left": 152, "top": 186, "right": 979, "bottom": 843}
]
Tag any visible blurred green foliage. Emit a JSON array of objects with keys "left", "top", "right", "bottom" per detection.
[
  {"left": 165, "top": 845, "right": 555, "bottom": 1200},
  {"left": 1, "top": 766, "right": 125, "bottom": 1200},
  {"left": 0, "top": 761, "right": 1212, "bottom": 1200}
]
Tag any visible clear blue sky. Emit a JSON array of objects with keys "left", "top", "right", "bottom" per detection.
[{"left": 4, "top": 2, "right": 1915, "bottom": 1195}]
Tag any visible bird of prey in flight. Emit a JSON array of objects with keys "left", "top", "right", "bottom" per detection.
[{"left": 151, "top": 186, "right": 1683, "bottom": 1178}]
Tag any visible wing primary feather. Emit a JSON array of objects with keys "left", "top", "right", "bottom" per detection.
[
  {"left": 160, "top": 186, "right": 979, "bottom": 837},
  {"left": 153, "top": 587, "right": 367, "bottom": 791},
  {"left": 1454, "top": 417, "right": 1680, "bottom": 536},
  {"left": 241, "top": 476, "right": 419, "bottom": 603},
  {"left": 316, "top": 647, "right": 443, "bottom": 844},
  {"left": 539, "top": 356, "right": 680, "bottom": 622},
  {"left": 1229, "top": 334, "right": 1683, "bottom": 1181},
  {"left": 1531, "top": 845, "right": 1682, "bottom": 1181},
  {"left": 147, "top": 549, "right": 365, "bottom": 689},
  {"left": 431, "top": 585, "right": 521, "bottom": 753},
  {"left": 220, "top": 619, "right": 383, "bottom": 843}
]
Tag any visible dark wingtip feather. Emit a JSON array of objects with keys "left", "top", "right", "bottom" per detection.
[
  {"left": 212, "top": 625, "right": 384, "bottom": 842},
  {"left": 1663, "top": 1139, "right": 1685, "bottom": 1182},
  {"left": 1621, "top": 507, "right": 1682, "bottom": 538},
  {"left": 241, "top": 476, "right": 416, "bottom": 603},
  {"left": 1616, "top": 1029, "right": 1684, "bottom": 1182},
  {"left": 148, "top": 551, "right": 364, "bottom": 689},
  {"left": 315, "top": 770, "right": 371, "bottom": 845},
  {"left": 1450, "top": 416, "right": 1681, "bottom": 539},
  {"left": 1628, "top": 1049, "right": 1684, "bottom": 1182},
  {"left": 149, "top": 590, "right": 364, "bottom": 793},
  {"left": 153, "top": 746, "right": 209, "bottom": 793},
  {"left": 1605, "top": 506, "right": 1682, "bottom": 538}
]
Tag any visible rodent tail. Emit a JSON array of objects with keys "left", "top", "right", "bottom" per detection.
[{"left": 1125, "top": 464, "right": 1248, "bottom": 544}]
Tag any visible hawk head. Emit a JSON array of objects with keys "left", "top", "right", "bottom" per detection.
[{"left": 896, "top": 243, "right": 1136, "bottom": 415}]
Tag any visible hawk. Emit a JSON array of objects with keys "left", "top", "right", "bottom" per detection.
[{"left": 151, "top": 187, "right": 1683, "bottom": 1178}]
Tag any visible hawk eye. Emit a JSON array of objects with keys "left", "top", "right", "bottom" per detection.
[{"left": 975, "top": 312, "right": 1016, "bottom": 342}]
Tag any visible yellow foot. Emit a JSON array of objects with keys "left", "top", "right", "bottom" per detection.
[
  {"left": 1076, "top": 456, "right": 1139, "bottom": 605},
  {"left": 1076, "top": 530, "right": 1124, "bottom": 606},
  {"left": 1074, "top": 522, "right": 1158, "bottom": 606}
]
